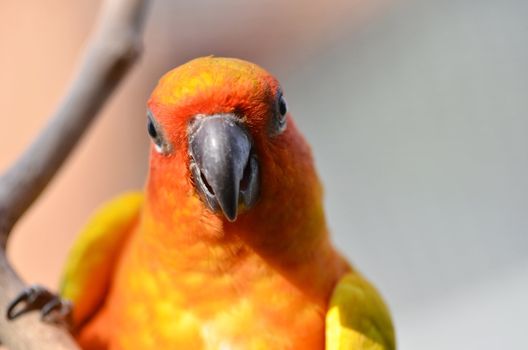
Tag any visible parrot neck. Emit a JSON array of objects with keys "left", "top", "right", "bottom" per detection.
[{"left": 141, "top": 174, "right": 349, "bottom": 306}]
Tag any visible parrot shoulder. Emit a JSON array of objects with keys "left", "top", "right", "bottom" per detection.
[
  {"left": 326, "top": 272, "right": 396, "bottom": 350},
  {"left": 59, "top": 191, "right": 143, "bottom": 327}
]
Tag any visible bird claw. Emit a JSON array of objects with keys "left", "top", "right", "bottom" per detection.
[{"left": 6, "top": 284, "right": 73, "bottom": 327}]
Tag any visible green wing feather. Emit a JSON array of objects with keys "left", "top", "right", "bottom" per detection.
[
  {"left": 326, "top": 272, "right": 396, "bottom": 350},
  {"left": 59, "top": 192, "right": 143, "bottom": 327}
]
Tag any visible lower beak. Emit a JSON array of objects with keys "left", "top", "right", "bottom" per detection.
[{"left": 188, "top": 114, "right": 259, "bottom": 221}]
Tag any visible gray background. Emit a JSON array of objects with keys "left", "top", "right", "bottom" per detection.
[{"left": 282, "top": 0, "right": 528, "bottom": 348}]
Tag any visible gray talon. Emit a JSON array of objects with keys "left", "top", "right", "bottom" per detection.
[{"left": 6, "top": 284, "right": 72, "bottom": 327}]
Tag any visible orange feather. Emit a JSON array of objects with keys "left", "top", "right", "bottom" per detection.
[{"left": 75, "top": 57, "right": 350, "bottom": 349}]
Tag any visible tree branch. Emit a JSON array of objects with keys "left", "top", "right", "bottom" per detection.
[{"left": 0, "top": 0, "right": 150, "bottom": 348}]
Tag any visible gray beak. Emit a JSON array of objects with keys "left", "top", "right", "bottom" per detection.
[{"left": 188, "top": 114, "right": 259, "bottom": 221}]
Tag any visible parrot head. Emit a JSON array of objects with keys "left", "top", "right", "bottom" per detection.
[{"left": 146, "top": 57, "right": 321, "bottom": 227}]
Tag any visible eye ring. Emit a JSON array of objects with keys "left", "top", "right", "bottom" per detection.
[
  {"left": 147, "top": 110, "right": 171, "bottom": 154},
  {"left": 270, "top": 92, "right": 288, "bottom": 136}
]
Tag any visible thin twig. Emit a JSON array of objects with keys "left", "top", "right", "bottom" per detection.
[{"left": 0, "top": 0, "right": 150, "bottom": 348}]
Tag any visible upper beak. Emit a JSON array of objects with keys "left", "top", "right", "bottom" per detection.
[{"left": 188, "top": 114, "right": 259, "bottom": 221}]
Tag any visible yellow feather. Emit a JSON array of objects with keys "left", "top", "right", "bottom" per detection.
[
  {"left": 59, "top": 192, "right": 143, "bottom": 326},
  {"left": 326, "top": 273, "right": 396, "bottom": 350}
]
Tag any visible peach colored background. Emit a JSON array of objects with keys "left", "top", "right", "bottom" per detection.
[{"left": 1, "top": 1, "right": 147, "bottom": 289}]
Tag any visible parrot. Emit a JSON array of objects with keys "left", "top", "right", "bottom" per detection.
[{"left": 7, "top": 57, "right": 395, "bottom": 350}]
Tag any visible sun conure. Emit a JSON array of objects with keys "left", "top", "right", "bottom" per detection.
[{"left": 8, "top": 57, "right": 395, "bottom": 349}]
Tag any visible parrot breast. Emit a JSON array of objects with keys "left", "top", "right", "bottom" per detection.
[{"left": 76, "top": 210, "right": 349, "bottom": 349}]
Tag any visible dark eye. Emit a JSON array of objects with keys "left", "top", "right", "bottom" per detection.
[
  {"left": 270, "top": 92, "right": 288, "bottom": 136},
  {"left": 278, "top": 95, "right": 287, "bottom": 116},
  {"left": 147, "top": 110, "right": 170, "bottom": 154},
  {"left": 147, "top": 118, "right": 158, "bottom": 139}
]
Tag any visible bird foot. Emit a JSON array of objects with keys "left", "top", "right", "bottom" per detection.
[{"left": 6, "top": 284, "right": 73, "bottom": 327}]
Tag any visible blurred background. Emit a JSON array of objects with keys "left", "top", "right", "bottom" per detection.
[{"left": 1, "top": 0, "right": 527, "bottom": 348}]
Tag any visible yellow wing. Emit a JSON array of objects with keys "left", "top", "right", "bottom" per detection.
[
  {"left": 59, "top": 192, "right": 143, "bottom": 327},
  {"left": 326, "top": 272, "right": 396, "bottom": 350}
]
